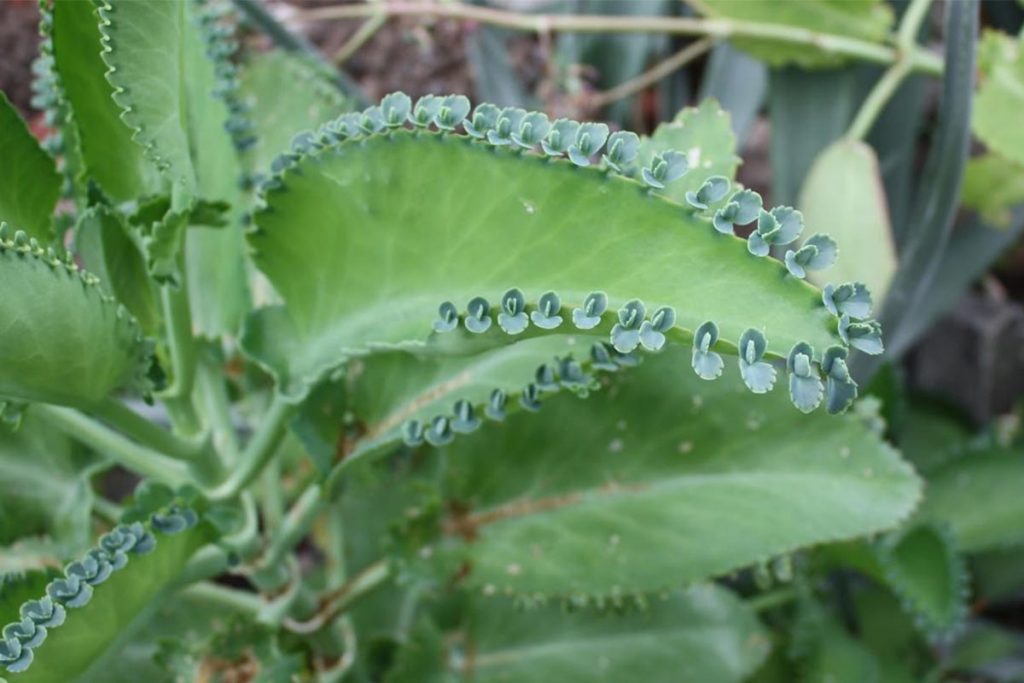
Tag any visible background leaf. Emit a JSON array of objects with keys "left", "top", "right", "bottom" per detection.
[
  {"left": 798, "top": 139, "right": 897, "bottom": 300},
  {"left": 0, "top": 92, "right": 61, "bottom": 241}
]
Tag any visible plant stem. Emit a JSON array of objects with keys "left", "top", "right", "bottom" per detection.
[
  {"left": 33, "top": 404, "right": 192, "bottom": 485},
  {"left": 92, "top": 397, "right": 207, "bottom": 461},
  {"left": 284, "top": 559, "right": 391, "bottom": 634},
  {"left": 194, "top": 350, "right": 240, "bottom": 464},
  {"left": 298, "top": 1, "right": 943, "bottom": 75},
  {"left": 259, "top": 483, "right": 324, "bottom": 570},
  {"left": 748, "top": 586, "right": 799, "bottom": 613},
  {"left": 333, "top": 7, "right": 387, "bottom": 66},
  {"left": 230, "top": 0, "right": 367, "bottom": 104},
  {"left": 207, "top": 394, "right": 294, "bottom": 500},
  {"left": 182, "top": 581, "right": 264, "bottom": 616},
  {"left": 590, "top": 36, "right": 717, "bottom": 110},
  {"left": 846, "top": 0, "right": 933, "bottom": 140},
  {"left": 159, "top": 283, "right": 197, "bottom": 407}
]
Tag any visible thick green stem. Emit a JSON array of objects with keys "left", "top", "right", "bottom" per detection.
[
  {"left": 299, "top": 1, "right": 943, "bottom": 76},
  {"left": 195, "top": 351, "right": 239, "bottom": 464},
  {"left": 846, "top": 0, "right": 933, "bottom": 140},
  {"left": 91, "top": 397, "right": 207, "bottom": 461},
  {"left": 284, "top": 559, "right": 392, "bottom": 634},
  {"left": 33, "top": 403, "right": 192, "bottom": 485},
  {"left": 182, "top": 581, "right": 264, "bottom": 616},
  {"left": 207, "top": 394, "right": 294, "bottom": 500},
  {"left": 159, "top": 283, "right": 197, "bottom": 403},
  {"left": 260, "top": 483, "right": 324, "bottom": 570}
]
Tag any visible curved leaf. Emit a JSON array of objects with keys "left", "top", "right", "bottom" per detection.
[
  {"left": 246, "top": 117, "right": 846, "bottom": 399},
  {"left": 50, "top": 0, "right": 163, "bottom": 202},
  {"left": 0, "top": 93, "right": 60, "bottom": 241},
  {"left": 433, "top": 346, "right": 919, "bottom": 597},
  {"left": 0, "top": 231, "right": 151, "bottom": 407},
  {"left": 98, "top": 0, "right": 198, "bottom": 203},
  {"left": 3, "top": 517, "right": 208, "bottom": 681}
]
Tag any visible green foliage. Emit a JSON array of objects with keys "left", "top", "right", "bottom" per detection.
[
  {"left": 5, "top": 0, "right": 1023, "bottom": 680},
  {"left": 798, "top": 139, "right": 897, "bottom": 301},
  {"left": 431, "top": 347, "right": 919, "bottom": 598},
  {"left": 0, "top": 226, "right": 152, "bottom": 407},
  {"left": 399, "top": 586, "right": 770, "bottom": 682},
  {"left": 0, "top": 93, "right": 61, "bottom": 242},
  {"left": 689, "top": 0, "right": 894, "bottom": 68}
]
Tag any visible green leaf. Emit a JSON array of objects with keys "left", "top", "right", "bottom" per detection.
[
  {"left": 237, "top": 49, "right": 351, "bottom": 176},
  {"left": 0, "top": 414, "right": 97, "bottom": 562},
  {"left": 875, "top": 524, "right": 968, "bottom": 637},
  {"left": 5, "top": 520, "right": 209, "bottom": 682},
  {"left": 961, "top": 153, "right": 1024, "bottom": 228},
  {"left": 794, "top": 598, "right": 884, "bottom": 683},
  {"left": 180, "top": 2, "right": 251, "bottom": 338},
  {"left": 98, "top": 0, "right": 199, "bottom": 203},
  {"left": 689, "top": 0, "right": 894, "bottom": 68},
  {"left": 434, "top": 346, "right": 919, "bottom": 597},
  {"left": 917, "top": 447, "right": 1024, "bottom": 553},
  {"left": 640, "top": 98, "right": 741, "bottom": 206},
  {"left": 246, "top": 125, "right": 843, "bottom": 398},
  {"left": 50, "top": 0, "right": 163, "bottom": 203},
  {"left": 449, "top": 586, "right": 769, "bottom": 683},
  {"left": 798, "top": 139, "right": 897, "bottom": 301},
  {"left": 0, "top": 92, "right": 61, "bottom": 242},
  {"left": 74, "top": 205, "right": 161, "bottom": 336},
  {"left": 0, "top": 232, "right": 152, "bottom": 407},
  {"left": 973, "top": 30, "right": 1024, "bottom": 167}
]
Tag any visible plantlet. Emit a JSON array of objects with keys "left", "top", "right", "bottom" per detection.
[{"left": 2, "top": 0, "right": 1022, "bottom": 681}]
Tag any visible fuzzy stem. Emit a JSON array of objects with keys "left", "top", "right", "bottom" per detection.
[
  {"left": 33, "top": 404, "right": 192, "bottom": 485},
  {"left": 590, "top": 36, "right": 717, "bottom": 109},
  {"left": 298, "top": 1, "right": 943, "bottom": 75},
  {"left": 333, "top": 8, "right": 387, "bottom": 65},
  {"left": 91, "top": 397, "right": 207, "bottom": 461},
  {"left": 207, "top": 394, "right": 294, "bottom": 500},
  {"left": 283, "top": 559, "right": 392, "bottom": 634}
]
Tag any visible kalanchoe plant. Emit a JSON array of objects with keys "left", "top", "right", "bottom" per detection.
[{"left": 6, "top": 0, "right": 1010, "bottom": 681}]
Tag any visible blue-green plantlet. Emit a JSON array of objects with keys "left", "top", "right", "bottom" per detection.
[{"left": 1, "top": 1, "right": 943, "bottom": 679}]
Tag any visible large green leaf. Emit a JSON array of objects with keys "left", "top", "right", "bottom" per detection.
[
  {"left": 237, "top": 49, "right": 350, "bottom": 177},
  {"left": 917, "top": 447, "right": 1024, "bottom": 553},
  {"left": 0, "top": 93, "right": 61, "bottom": 242},
  {"left": 428, "top": 346, "right": 919, "bottom": 597},
  {"left": 0, "top": 231, "right": 151, "bottom": 408},
  {"left": 961, "top": 152, "right": 1024, "bottom": 227},
  {"left": 798, "top": 139, "right": 897, "bottom": 301},
  {"left": 98, "top": 0, "right": 198, "bottom": 203},
  {"left": 423, "top": 586, "right": 769, "bottom": 682},
  {"left": 246, "top": 121, "right": 849, "bottom": 399},
  {"left": 4, "top": 519, "right": 209, "bottom": 682},
  {"left": 50, "top": 0, "right": 163, "bottom": 203},
  {"left": 0, "top": 414, "right": 97, "bottom": 565},
  {"left": 688, "top": 0, "right": 894, "bottom": 68},
  {"left": 973, "top": 30, "right": 1024, "bottom": 167}
]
